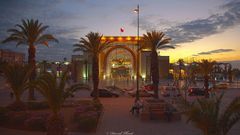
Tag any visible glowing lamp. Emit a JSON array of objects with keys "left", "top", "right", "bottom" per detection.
[{"left": 126, "top": 37, "right": 131, "bottom": 41}]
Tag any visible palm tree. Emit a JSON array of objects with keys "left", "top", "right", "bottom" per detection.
[
  {"left": 34, "top": 71, "right": 85, "bottom": 135},
  {"left": 2, "top": 19, "right": 58, "bottom": 100},
  {"left": 1, "top": 63, "right": 32, "bottom": 110},
  {"left": 142, "top": 31, "right": 173, "bottom": 99},
  {"left": 181, "top": 94, "right": 240, "bottom": 135},
  {"left": 73, "top": 32, "right": 111, "bottom": 100},
  {"left": 198, "top": 59, "right": 216, "bottom": 97},
  {"left": 177, "top": 59, "right": 185, "bottom": 80}
]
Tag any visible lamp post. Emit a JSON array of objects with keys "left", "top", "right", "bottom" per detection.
[{"left": 134, "top": 5, "right": 140, "bottom": 100}]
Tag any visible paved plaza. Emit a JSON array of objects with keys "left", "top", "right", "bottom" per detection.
[{"left": 0, "top": 77, "right": 240, "bottom": 135}]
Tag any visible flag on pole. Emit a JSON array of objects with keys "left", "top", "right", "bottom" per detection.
[
  {"left": 134, "top": 6, "right": 139, "bottom": 13},
  {"left": 120, "top": 27, "right": 124, "bottom": 33}
]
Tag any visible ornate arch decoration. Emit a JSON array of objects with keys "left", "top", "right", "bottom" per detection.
[{"left": 103, "top": 45, "right": 137, "bottom": 75}]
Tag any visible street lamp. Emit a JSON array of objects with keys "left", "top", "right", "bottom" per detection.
[{"left": 134, "top": 5, "right": 140, "bottom": 100}]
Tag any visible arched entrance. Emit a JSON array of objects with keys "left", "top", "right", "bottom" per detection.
[{"left": 103, "top": 45, "right": 136, "bottom": 79}]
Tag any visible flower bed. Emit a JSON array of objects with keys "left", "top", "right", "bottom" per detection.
[
  {"left": 0, "top": 106, "right": 49, "bottom": 131},
  {"left": 73, "top": 100, "right": 103, "bottom": 132},
  {"left": 0, "top": 100, "right": 103, "bottom": 132}
]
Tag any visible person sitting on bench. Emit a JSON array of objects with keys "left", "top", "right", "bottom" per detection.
[{"left": 130, "top": 99, "right": 143, "bottom": 115}]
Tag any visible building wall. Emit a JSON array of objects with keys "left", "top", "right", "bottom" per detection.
[
  {"left": 141, "top": 52, "right": 169, "bottom": 80},
  {"left": 158, "top": 56, "right": 170, "bottom": 79},
  {"left": 0, "top": 49, "right": 25, "bottom": 64}
]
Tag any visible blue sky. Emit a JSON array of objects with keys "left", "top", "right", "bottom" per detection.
[{"left": 0, "top": 0, "right": 240, "bottom": 67}]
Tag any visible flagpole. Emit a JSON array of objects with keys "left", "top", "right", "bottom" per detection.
[{"left": 136, "top": 4, "right": 140, "bottom": 100}]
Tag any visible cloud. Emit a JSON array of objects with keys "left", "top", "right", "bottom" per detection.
[
  {"left": 193, "top": 49, "right": 235, "bottom": 56},
  {"left": 133, "top": 0, "right": 240, "bottom": 46}
]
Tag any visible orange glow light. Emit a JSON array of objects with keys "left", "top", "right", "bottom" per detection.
[
  {"left": 126, "top": 37, "right": 131, "bottom": 41},
  {"left": 118, "top": 37, "right": 123, "bottom": 41},
  {"left": 101, "top": 36, "right": 106, "bottom": 40},
  {"left": 109, "top": 37, "right": 114, "bottom": 40}
]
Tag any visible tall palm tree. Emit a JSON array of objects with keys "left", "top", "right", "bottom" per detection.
[
  {"left": 181, "top": 94, "right": 240, "bottom": 135},
  {"left": 1, "top": 63, "right": 32, "bottom": 110},
  {"left": 142, "top": 31, "right": 173, "bottom": 99},
  {"left": 34, "top": 71, "right": 85, "bottom": 135},
  {"left": 2, "top": 19, "right": 58, "bottom": 100},
  {"left": 198, "top": 59, "right": 216, "bottom": 97},
  {"left": 73, "top": 32, "right": 111, "bottom": 100},
  {"left": 177, "top": 59, "right": 185, "bottom": 80}
]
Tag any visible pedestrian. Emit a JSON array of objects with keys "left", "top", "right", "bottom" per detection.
[{"left": 164, "top": 105, "right": 173, "bottom": 121}]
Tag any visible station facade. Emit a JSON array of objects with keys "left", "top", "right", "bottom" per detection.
[{"left": 71, "top": 36, "right": 169, "bottom": 82}]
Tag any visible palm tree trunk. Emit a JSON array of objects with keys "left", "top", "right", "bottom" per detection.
[
  {"left": 204, "top": 75, "right": 209, "bottom": 98},
  {"left": 179, "top": 67, "right": 182, "bottom": 80},
  {"left": 47, "top": 113, "right": 65, "bottom": 135},
  {"left": 92, "top": 55, "right": 99, "bottom": 100},
  {"left": 151, "top": 50, "right": 159, "bottom": 99},
  {"left": 28, "top": 45, "right": 36, "bottom": 100}
]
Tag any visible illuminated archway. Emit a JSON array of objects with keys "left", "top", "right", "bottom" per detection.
[{"left": 103, "top": 45, "right": 136, "bottom": 78}]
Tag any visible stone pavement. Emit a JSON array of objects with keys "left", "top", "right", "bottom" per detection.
[{"left": 1, "top": 78, "right": 240, "bottom": 135}]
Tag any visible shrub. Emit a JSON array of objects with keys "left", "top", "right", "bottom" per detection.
[
  {"left": 7, "top": 101, "right": 27, "bottom": 111},
  {"left": 25, "top": 116, "right": 46, "bottom": 131},
  {"left": 74, "top": 110, "right": 99, "bottom": 132},
  {"left": 27, "top": 101, "right": 49, "bottom": 110},
  {"left": 8, "top": 111, "right": 29, "bottom": 125},
  {"left": 92, "top": 100, "right": 103, "bottom": 111},
  {"left": 0, "top": 107, "right": 9, "bottom": 123},
  {"left": 73, "top": 100, "right": 103, "bottom": 132},
  {"left": 24, "top": 112, "right": 49, "bottom": 131}
]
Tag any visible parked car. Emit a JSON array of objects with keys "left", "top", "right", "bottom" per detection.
[
  {"left": 128, "top": 89, "right": 153, "bottom": 97},
  {"left": 90, "top": 89, "right": 119, "bottom": 97},
  {"left": 142, "top": 84, "right": 154, "bottom": 91},
  {"left": 161, "top": 86, "right": 181, "bottom": 97},
  {"left": 215, "top": 83, "right": 228, "bottom": 89},
  {"left": 188, "top": 87, "right": 206, "bottom": 96},
  {"left": 105, "top": 85, "right": 125, "bottom": 95}
]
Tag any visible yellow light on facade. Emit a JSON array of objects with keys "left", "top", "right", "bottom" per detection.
[
  {"left": 142, "top": 48, "right": 151, "bottom": 51},
  {"left": 110, "top": 37, "right": 114, "bottom": 40},
  {"left": 101, "top": 36, "right": 106, "bottom": 40},
  {"left": 126, "top": 37, "right": 131, "bottom": 41},
  {"left": 83, "top": 73, "right": 86, "bottom": 78},
  {"left": 134, "top": 37, "right": 141, "bottom": 40},
  {"left": 118, "top": 37, "right": 123, "bottom": 41}
]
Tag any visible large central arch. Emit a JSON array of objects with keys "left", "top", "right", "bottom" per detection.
[{"left": 102, "top": 45, "right": 136, "bottom": 78}]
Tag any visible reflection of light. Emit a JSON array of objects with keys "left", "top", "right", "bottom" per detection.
[
  {"left": 142, "top": 48, "right": 151, "bottom": 51},
  {"left": 126, "top": 37, "right": 131, "bottom": 41},
  {"left": 103, "top": 74, "right": 106, "bottom": 80},
  {"left": 112, "top": 64, "right": 115, "bottom": 67},
  {"left": 55, "top": 62, "right": 60, "bottom": 64},
  {"left": 101, "top": 36, "right": 106, "bottom": 40},
  {"left": 142, "top": 74, "right": 146, "bottom": 79}
]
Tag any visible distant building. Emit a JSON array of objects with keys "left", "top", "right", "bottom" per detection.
[
  {"left": 71, "top": 36, "right": 170, "bottom": 82},
  {"left": 0, "top": 49, "right": 25, "bottom": 64}
]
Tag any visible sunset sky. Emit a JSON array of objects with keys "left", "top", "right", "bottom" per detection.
[{"left": 0, "top": 0, "right": 240, "bottom": 67}]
